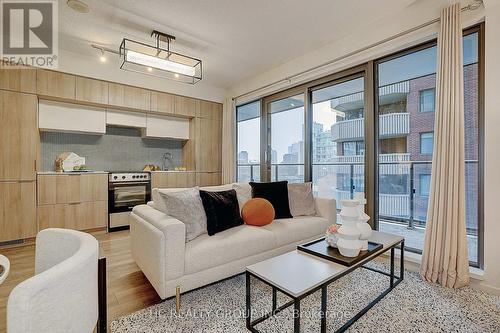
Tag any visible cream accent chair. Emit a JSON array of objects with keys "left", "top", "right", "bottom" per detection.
[
  {"left": 0, "top": 254, "right": 10, "bottom": 285},
  {"left": 7, "top": 228, "right": 99, "bottom": 333}
]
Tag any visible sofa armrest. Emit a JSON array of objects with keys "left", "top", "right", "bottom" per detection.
[
  {"left": 130, "top": 205, "right": 186, "bottom": 299},
  {"left": 314, "top": 197, "right": 337, "bottom": 224}
]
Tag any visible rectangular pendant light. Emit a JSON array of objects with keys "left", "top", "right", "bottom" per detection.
[{"left": 119, "top": 38, "right": 202, "bottom": 84}]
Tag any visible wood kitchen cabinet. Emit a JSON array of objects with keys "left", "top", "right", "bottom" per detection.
[
  {"left": 150, "top": 91, "right": 174, "bottom": 115},
  {"left": 195, "top": 117, "right": 222, "bottom": 172},
  {"left": 0, "top": 67, "right": 37, "bottom": 93},
  {"left": 76, "top": 77, "right": 109, "bottom": 105},
  {"left": 151, "top": 172, "right": 196, "bottom": 188},
  {"left": 37, "top": 173, "right": 108, "bottom": 205},
  {"left": 37, "top": 173, "right": 108, "bottom": 232},
  {"left": 36, "top": 69, "right": 76, "bottom": 100},
  {"left": 108, "top": 82, "right": 150, "bottom": 111},
  {"left": 197, "top": 100, "right": 223, "bottom": 120},
  {"left": 196, "top": 172, "right": 222, "bottom": 187},
  {"left": 174, "top": 95, "right": 197, "bottom": 117},
  {"left": 0, "top": 181, "right": 36, "bottom": 242},
  {"left": 0, "top": 91, "right": 38, "bottom": 181},
  {"left": 38, "top": 201, "right": 107, "bottom": 231}
]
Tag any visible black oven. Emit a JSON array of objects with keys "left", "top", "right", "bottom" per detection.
[{"left": 108, "top": 172, "right": 151, "bottom": 231}]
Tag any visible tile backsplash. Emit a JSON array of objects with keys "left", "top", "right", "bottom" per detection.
[{"left": 41, "top": 126, "right": 183, "bottom": 171}]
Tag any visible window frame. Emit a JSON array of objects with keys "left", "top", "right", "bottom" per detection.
[
  {"left": 419, "top": 88, "right": 436, "bottom": 113},
  {"left": 419, "top": 132, "right": 434, "bottom": 155}
]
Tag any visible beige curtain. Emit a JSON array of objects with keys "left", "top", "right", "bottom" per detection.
[
  {"left": 420, "top": 3, "right": 469, "bottom": 288},
  {"left": 222, "top": 97, "right": 236, "bottom": 184}
]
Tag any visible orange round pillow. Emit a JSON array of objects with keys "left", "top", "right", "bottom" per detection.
[{"left": 241, "top": 198, "right": 275, "bottom": 226}]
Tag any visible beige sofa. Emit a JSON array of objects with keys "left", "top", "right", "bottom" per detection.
[{"left": 130, "top": 183, "right": 337, "bottom": 299}]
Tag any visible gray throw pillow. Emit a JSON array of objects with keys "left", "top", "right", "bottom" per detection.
[
  {"left": 158, "top": 188, "right": 207, "bottom": 242},
  {"left": 288, "top": 183, "right": 316, "bottom": 217}
]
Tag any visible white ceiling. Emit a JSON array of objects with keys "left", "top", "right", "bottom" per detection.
[{"left": 59, "top": 0, "right": 450, "bottom": 90}]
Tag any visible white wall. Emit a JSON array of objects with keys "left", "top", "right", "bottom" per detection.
[
  {"left": 56, "top": 48, "right": 227, "bottom": 103},
  {"left": 230, "top": 1, "right": 500, "bottom": 294}
]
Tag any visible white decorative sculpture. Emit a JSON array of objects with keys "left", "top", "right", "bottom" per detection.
[
  {"left": 337, "top": 199, "right": 362, "bottom": 257},
  {"left": 354, "top": 192, "right": 372, "bottom": 251}
]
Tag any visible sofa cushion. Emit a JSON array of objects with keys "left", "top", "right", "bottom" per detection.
[
  {"left": 288, "top": 183, "right": 316, "bottom": 217},
  {"left": 250, "top": 181, "right": 292, "bottom": 219},
  {"left": 233, "top": 183, "right": 252, "bottom": 211},
  {"left": 262, "top": 216, "right": 330, "bottom": 247},
  {"left": 199, "top": 189, "right": 243, "bottom": 235},
  {"left": 158, "top": 188, "right": 207, "bottom": 242},
  {"left": 184, "top": 225, "right": 276, "bottom": 274}
]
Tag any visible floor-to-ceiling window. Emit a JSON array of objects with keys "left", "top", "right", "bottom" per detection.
[
  {"left": 311, "top": 76, "right": 365, "bottom": 207},
  {"left": 268, "top": 94, "right": 305, "bottom": 183},
  {"left": 236, "top": 101, "right": 261, "bottom": 182},
  {"left": 376, "top": 28, "right": 482, "bottom": 266},
  {"left": 234, "top": 24, "right": 483, "bottom": 267}
]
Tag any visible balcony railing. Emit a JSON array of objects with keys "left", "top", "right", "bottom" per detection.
[
  {"left": 331, "top": 112, "right": 410, "bottom": 142},
  {"left": 237, "top": 159, "right": 479, "bottom": 233}
]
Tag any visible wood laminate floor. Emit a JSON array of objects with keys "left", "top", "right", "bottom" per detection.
[{"left": 0, "top": 230, "right": 161, "bottom": 333}]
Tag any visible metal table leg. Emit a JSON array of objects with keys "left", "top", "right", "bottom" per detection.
[
  {"left": 390, "top": 247, "right": 395, "bottom": 289},
  {"left": 321, "top": 286, "right": 327, "bottom": 333},
  {"left": 272, "top": 287, "right": 277, "bottom": 313},
  {"left": 294, "top": 299, "right": 300, "bottom": 333},
  {"left": 246, "top": 271, "right": 251, "bottom": 330}
]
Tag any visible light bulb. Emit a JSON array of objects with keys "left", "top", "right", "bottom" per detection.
[
  {"left": 147, "top": 67, "right": 153, "bottom": 72},
  {"left": 174, "top": 73, "right": 180, "bottom": 78},
  {"left": 99, "top": 55, "right": 106, "bottom": 62}
]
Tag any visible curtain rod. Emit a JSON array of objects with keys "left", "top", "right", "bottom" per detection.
[{"left": 232, "top": 0, "right": 483, "bottom": 102}]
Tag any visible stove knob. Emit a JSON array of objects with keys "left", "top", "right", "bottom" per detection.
[
  {"left": 140, "top": 175, "right": 144, "bottom": 178},
  {"left": 122, "top": 176, "right": 126, "bottom": 179},
  {"left": 113, "top": 176, "right": 117, "bottom": 180},
  {"left": 132, "top": 175, "right": 136, "bottom": 179}
]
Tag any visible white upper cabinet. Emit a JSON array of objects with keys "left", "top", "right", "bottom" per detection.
[
  {"left": 106, "top": 109, "right": 146, "bottom": 128},
  {"left": 145, "top": 114, "right": 189, "bottom": 140},
  {"left": 39, "top": 100, "right": 106, "bottom": 134}
]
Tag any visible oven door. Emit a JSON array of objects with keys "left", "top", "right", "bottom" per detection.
[{"left": 108, "top": 182, "right": 151, "bottom": 214}]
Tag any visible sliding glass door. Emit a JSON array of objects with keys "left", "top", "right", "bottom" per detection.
[
  {"left": 311, "top": 76, "right": 365, "bottom": 208},
  {"left": 236, "top": 101, "right": 261, "bottom": 182},
  {"left": 266, "top": 94, "right": 305, "bottom": 183}
]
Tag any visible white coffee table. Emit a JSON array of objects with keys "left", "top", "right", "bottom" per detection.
[{"left": 245, "top": 231, "right": 404, "bottom": 333}]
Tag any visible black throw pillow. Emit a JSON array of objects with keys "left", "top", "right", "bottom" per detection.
[
  {"left": 199, "top": 189, "right": 243, "bottom": 236},
  {"left": 249, "top": 181, "right": 292, "bottom": 219}
]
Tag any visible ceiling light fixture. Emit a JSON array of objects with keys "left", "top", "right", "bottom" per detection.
[
  {"left": 67, "top": 0, "right": 90, "bottom": 14},
  {"left": 99, "top": 49, "right": 106, "bottom": 62},
  {"left": 119, "top": 30, "right": 202, "bottom": 84}
]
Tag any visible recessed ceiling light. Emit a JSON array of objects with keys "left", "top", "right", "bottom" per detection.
[
  {"left": 174, "top": 73, "right": 180, "bottom": 78},
  {"left": 99, "top": 49, "right": 106, "bottom": 62},
  {"left": 67, "top": 0, "right": 90, "bottom": 14}
]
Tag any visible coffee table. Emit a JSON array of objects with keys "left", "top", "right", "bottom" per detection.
[{"left": 245, "top": 231, "right": 404, "bottom": 333}]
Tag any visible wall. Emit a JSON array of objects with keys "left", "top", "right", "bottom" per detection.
[
  {"left": 40, "top": 127, "right": 183, "bottom": 172},
  {"left": 229, "top": 1, "right": 500, "bottom": 294}
]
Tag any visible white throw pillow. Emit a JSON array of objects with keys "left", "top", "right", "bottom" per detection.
[
  {"left": 288, "top": 183, "right": 316, "bottom": 217},
  {"left": 233, "top": 183, "right": 252, "bottom": 211},
  {"left": 158, "top": 188, "right": 207, "bottom": 242}
]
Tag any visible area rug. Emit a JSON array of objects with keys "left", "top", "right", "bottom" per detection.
[{"left": 111, "top": 261, "right": 500, "bottom": 332}]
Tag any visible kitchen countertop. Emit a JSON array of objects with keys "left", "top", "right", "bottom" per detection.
[
  {"left": 37, "top": 171, "right": 109, "bottom": 175},
  {"left": 149, "top": 170, "right": 195, "bottom": 173}
]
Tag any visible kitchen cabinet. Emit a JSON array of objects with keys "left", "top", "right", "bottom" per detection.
[
  {"left": 39, "top": 100, "right": 106, "bottom": 134},
  {"left": 108, "top": 83, "right": 150, "bottom": 111},
  {"left": 0, "top": 67, "right": 37, "bottom": 93},
  {"left": 37, "top": 173, "right": 108, "bottom": 205},
  {"left": 0, "top": 91, "right": 38, "bottom": 181},
  {"left": 195, "top": 117, "right": 222, "bottom": 172},
  {"left": 38, "top": 201, "right": 107, "bottom": 231},
  {"left": 37, "top": 174, "right": 108, "bottom": 232},
  {"left": 0, "top": 181, "right": 36, "bottom": 242},
  {"left": 36, "top": 69, "right": 76, "bottom": 100},
  {"left": 196, "top": 172, "right": 222, "bottom": 187},
  {"left": 174, "top": 95, "right": 196, "bottom": 117},
  {"left": 150, "top": 91, "right": 174, "bottom": 115},
  {"left": 106, "top": 109, "right": 146, "bottom": 128},
  {"left": 145, "top": 114, "right": 190, "bottom": 139},
  {"left": 197, "top": 100, "right": 223, "bottom": 120},
  {"left": 76, "top": 77, "right": 109, "bottom": 105},
  {"left": 151, "top": 172, "right": 196, "bottom": 189}
]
